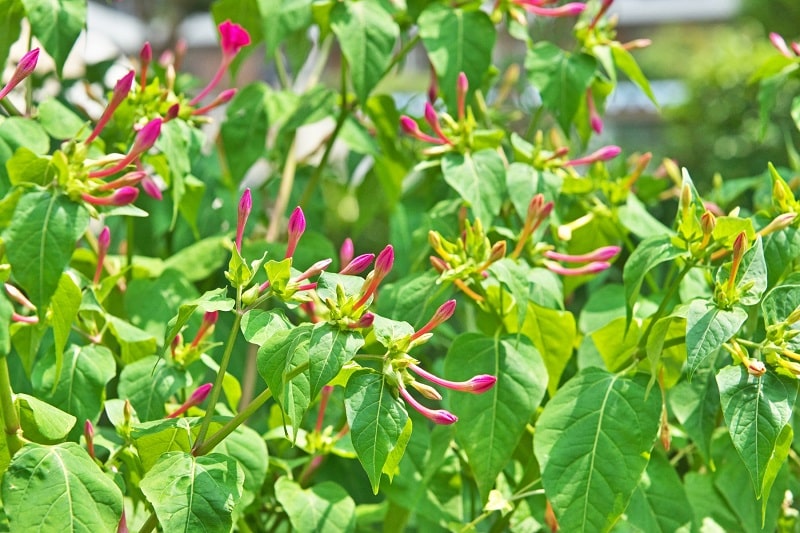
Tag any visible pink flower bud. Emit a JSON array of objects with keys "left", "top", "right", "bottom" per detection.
[
  {"left": 411, "top": 299, "right": 457, "bottom": 340},
  {"left": 81, "top": 186, "right": 140, "bottom": 207},
  {"left": 350, "top": 312, "right": 375, "bottom": 329},
  {"left": 285, "top": 206, "right": 306, "bottom": 259},
  {"left": 0, "top": 48, "right": 39, "bottom": 100},
  {"left": 770, "top": 32, "right": 794, "bottom": 58},
  {"left": 11, "top": 312, "right": 38, "bottom": 324},
  {"left": 340, "top": 253, "right": 374, "bottom": 275},
  {"left": 423, "top": 102, "right": 451, "bottom": 144},
  {"left": 399, "top": 115, "right": 446, "bottom": 145},
  {"left": 587, "top": 88, "right": 602, "bottom": 134},
  {"left": 235, "top": 188, "right": 251, "bottom": 252},
  {"left": 98, "top": 170, "right": 147, "bottom": 191},
  {"left": 131, "top": 118, "right": 163, "bottom": 157},
  {"left": 340, "top": 238, "right": 354, "bottom": 266},
  {"left": 520, "top": 2, "right": 586, "bottom": 17},
  {"left": 430, "top": 256, "right": 450, "bottom": 273},
  {"left": 5, "top": 284, "right": 36, "bottom": 311},
  {"left": 295, "top": 258, "right": 333, "bottom": 282},
  {"left": 219, "top": 20, "right": 251, "bottom": 60},
  {"left": 456, "top": 72, "right": 469, "bottom": 121},
  {"left": 545, "top": 261, "right": 611, "bottom": 276},
  {"left": 564, "top": 145, "right": 622, "bottom": 167},
  {"left": 190, "top": 311, "right": 218, "bottom": 348},
  {"left": 374, "top": 245, "right": 394, "bottom": 279},
  {"left": 409, "top": 364, "right": 497, "bottom": 394},
  {"left": 793, "top": 42, "right": 800, "bottom": 57},
  {"left": 139, "top": 42, "right": 152, "bottom": 90},
  {"left": 141, "top": 175, "right": 163, "bottom": 200},
  {"left": 544, "top": 245, "right": 621, "bottom": 263},
  {"left": 399, "top": 386, "right": 458, "bottom": 425},
  {"left": 165, "top": 103, "right": 180, "bottom": 121},
  {"left": 167, "top": 383, "right": 213, "bottom": 418},
  {"left": 84, "top": 420, "right": 96, "bottom": 460},
  {"left": 192, "top": 88, "right": 237, "bottom": 115},
  {"left": 94, "top": 226, "right": 111, "bottom": 284},
  {"left": 86, "top": 70, "right": 135, "bottom": 143}
]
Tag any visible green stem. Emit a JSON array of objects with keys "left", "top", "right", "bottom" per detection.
[
  {"left": 137, "top": 512, "right": 158, "bottom": 533},
  {"left": 193, "top": 310, "right": 242, "bottom": 452},
  {"left": 298, "top": 60, "right": 350, "bottom": 209},
  {"left": 383, "top": 34, "right": 421, "bottom": 76},
  {"left": 273, "top": 50, "right": 291, "bottom": 90},
  {"left": 0, "top": 357, "right": 23, "bottom": 456},
  {"left": 126, "top": 217, "right": 135, "bottom": 284},
  {"left": 194, "top": 386, "right": 273, "bottom": 456},
  {"left": 638, "top": 260, "right": 696, "bottom": 350},
  {"left": 0, "top": 98, "right": 20, "bottom": 116}
]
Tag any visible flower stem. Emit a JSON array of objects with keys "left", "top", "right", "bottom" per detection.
[
  {"left": 0, "top": 357, "right": 23, "bottom": 456},
  {"left": 194, "top": 386, "right": 273, "bottom": 456}
]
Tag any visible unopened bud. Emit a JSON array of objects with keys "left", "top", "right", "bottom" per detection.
[
  {"left": 340, "top": 253, "right": 374, "bottom": 275},
  {"left": 701, "top": 210, "right": 716, "bottom": 235},
  {"left": 0, "top": 48, "right": 39, "bottom": 100},
  {"left": 285, "top": 206, "right": 306, "bottom": 259},
  {"left": 235, "top": 188, "right": 252, "bottom": 252},
  {"left": 340, "top": 238, "right": 354, "bottom": 266},
  {"left": 409, "top": 380, "right": 443, "bottom": 401},
  {"left": 84, "top": 420, "right": 96, "bottom": 460}
]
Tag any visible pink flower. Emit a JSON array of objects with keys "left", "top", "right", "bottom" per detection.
[
  {"left": 88, "top": 118, "right": 163, "bottom": 178},
  {"left": 167, "top": 383, "right": 213, "bottom": 418},
  {"left": 86, "top": 70, "right": 135, "bottom": 143},
  {"left": 340, "top": 253, "right": 374, "bottom": 275},
  {"left": 94, "top": 226, "right": 111, "bottom": 285},
  {"left": 219, "top": 20, "right": 251, "bottom": 60},
  {"left": 0, "top": 48, "right": 39, "bottom": 100},
  {"left": 544, "top": 245, "right": 621, "bottom": 263},
  {"left": 399, "top": 386, "right": 458, "bottom": 425},
  {"left": 81, "top": 186, "right": 139, "bottom": 207},
  {"left": 564, "top": 145, "right": 621, "bottom": 167},
  {"left": 354, "top": 245, "right": 394, "bottom": 310},
  {"left": 409, "top": 364, "right": 497, "bottom": 394},
  {"left": 235, "top": 188, "right": 251, "bottom": 252},
  {"left": 285, "top": 206, "right": 306, "bottom": 259},
  {"left": 340, "top": 238, "right": 354, "bottom": 266},
  {"left": 545, "top": 261, "right": 611, "bottom": 276},
  {"left": 399, "top": 116, "right": 445, "bottom": 145},
  {"left": 411, "top": 299, "right": 456, "bottom": 340}
]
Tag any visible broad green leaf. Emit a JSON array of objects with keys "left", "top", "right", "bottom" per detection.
[
  {"left": 275, "top": 478, "right": 356, "bottom": 533},
  {"left": 525, "top": 42, "right": 597, "bottom": 132},
  {"left": 16, "top": 393, "right": 76, "bottom": 444},
  {"left": 712, "top": 216, "right": 756, "bottom": 246},
  {"left": 445, "top": 333, "right": 547, "bottom": 502},
  {"left": 125, "top": 269, "right": 200, "bottom": 340},
  {"left": 670, "top": 362, "right": 719, "bottom": 466},
  {"left": 685, "top": 300, "right": 747, "bottom": 378},
  {"left": 213, "top": 424, "right": 268, "bottom": 509},
  {"left": 49, "top": 273, "right": 81, "bottom": 384},
  {"left": 622, "top": 234, "right": 684, "bottom": 323},
  {"left": 3, "top": 443, "right": 123, "bottom": 532},
  {"left": 535, "top": 368, "right": 661, "bottom": 533},
  {"left": 716, "top": 366, "right": 798, "bottom": 502},
  {"left": 441, "top": 149, "right": 505, "bottom": 224},
  {"left": 163, "top": 288, "right": 235, "bottom": 355},
  {"left": 0, "top": 117, "right": 49, "bottom": 154},
  {"left": 3, "top": 191, "right": 89, "bottom": 313},
  {"left": 505, "top": 163, "right": 562, "bottom": 224},
  {"left": 610, "top": 43, "right": 657, "bottom": 104},
  {"left": 716, "top": 236, "right": 767, "bottom": 306},
  {"left": 0, "top": 0, "right": 24, "bottom": 70},
  {"left": 618, "top": 194, "right": 672, "bottom": 240},
  {"left": 579, "top": 284, "right": 626, "bottom": 333},
  {"left": 307, "top": 324, "right": 364, "bottom": 402},
  {"left": 371, "top": 314, "right": 414, "bottom": 349},
  {"left": 20, "top": 0, "right": 86, "bottom": 76},
  {"left": 506, "top": 302, "right": 575, "bottom": 395},
  {"left": 376, "top": 271, "right": 451, "bottom": 329},
  {"left": 591, "top": 316, "right": 641, "bottom": 373},
  {"left": 489, "top": 258, "right": 529, "bottom": 327},
  {"left": 331, "top": 1, "right": 398, "bottom": 105},
  {"left": 37, "top": 98, "right": 86, "bottom": 140},
  {"left": 106, "top": 316, "right": 157, "bottom": 364},
  {"left": 6, "top": 147, "right": 50, "bottom": 186},
  {"left": 240, "top": 308, "right": 293, "bottom": 346},
  {"left": 220, "top": 82, "right": 270, "bottom": 182},
  {"left": 418, "top": 4, "right": 495, "bottom": 109},
  {"left": 162, "top": 237, "right": 228, "bottom": 282},
  {"left": 31, "top": 345, "right": 115, "bottom": 426},
  {"left": 257, "top": 324, "right": 312, "bottom": 429},
  {"left": 345, "top": 370, "right": 409, "bottom": 494},
  {"left": 761, "top": 279, "right": 800, "bottom": 328},
  {"left": 140, "top": 452, "right": 244, "bottom": 533},
  {"left": 622, "top": 451, "right": 694, "bottom": 533},
  {"left": 254, "top": 0, "right": 311, "bottom": 55},
  {"left": 762, "top": 221, "right": 800, "bottom": 286},
  {"left": 132, "top": 417, "right": 226, "bottom": 472},
  {"left": 156, "top": 120, "right": 192, "bottom": 228},
  {"left": 118, "top": 356, "right": 188, "bottom": 421},
  {"left": 9, "top": 321, "right": 46, "bottom": 376}
]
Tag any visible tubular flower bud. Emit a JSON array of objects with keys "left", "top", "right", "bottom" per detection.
[
  {"left": 285, "top": 206, "right": 306, "bottom": 259},
  {"left": 86, "top": 70, "right": 135, "bottom": 143},
  {"left": 164, "top": 103, "right": 181, "bottom": 122},
  {"left": 411, "top": 300, "right": 457, "bottom": 340},
  {"left": 727, "top": 231, "right": 748, "bottom": 293},
  {"left": 456, "top": 72, "right": 468, "bottom": 121},
  {"left": 423, "top": 102, "right": 452, "bottom": 144},
  {"left": 93, "top": 226, "right": 111, "bottom": 285},
  {"left": 544, "top": 245, "right": 621, "bottom": 264},
  {"left": 409, "top": 381, "right": 443, "bottom": 401},
  {"left": 295, "top": 258, "right": 333, "bottom": 283},
  {"left": 340, "top": 238, "right": 354, "bottom": 267},
  {"left": 622, "top": 38, "right": 652, "bottom": 51},
  {"left": 88, "top": 118, "right": 163, "bottom": 178},
  {"left": 167, "top": 383, "right": 213, "bottom": 418},
  {"left": 587, "top": 88, "right": 602, "bottom": 134},
  {"left": 139, "top": 42, "right": 152, "bottom": 91},
  {"left": 5, "top": 284, "right": 36, "bottom": 311},
  {"left": 516, "top": 1, "right": 587, "bottom": 17},
  {"left": 557, "top": 212, "right": 594, "bottom": 241},
  {"left": 758, "top": 213, "right": 797, "bottom": 238},
  {"left": 430, "top": 256, "right": 450, "bottom": 273},
  {"left": 792, "top": 42, "right": 800, "bottom": 57},
  {"left": 11, "top": 312, "right": 38, "bottom": 324},
  {"left": 192, "top": 88, "right": 237, "bottom": 115},
  {"left": 354, "top": 245, "right": 394, "bottom": 309},
  {"left": 399, "top": 116, "right": 446, "bottom": 145},
  {"left": 659, "top": 404, "right": 670, "bottom": 451},
  {"left": 190, "top": 311, "right": 219, "bottom": 348},
  {"left": 98, "top": 170, "right": 147, "bottom": 191},
  {"left": 82, "top": 186, "right": 139, "bottom": 207},
  {"left": 235, "top": 188, "right": 251, "bottom": 252},
  {"left": 84, "top": 420, "right": 96, "bottom": 460},
  {"left": 350, "top": 312, "right": 375, "bottom": 329},
  {"left": 398, "top": 386, "right": 458, "bottom": 425},
  {"left": 545, "top": 260, "right": 612, "bottom": 276},
  {"left": 0, "top": 48, "right": 39, "bottom": 101},
  {"left": 410, "top": 364, "right": 497, "bottom": 394},
  {"left": 340, "top": 253, "right": 374, "bottom": 275},
  {"left": 770, "top": 32, "right": 794, "bottom": 58},
  {"left": 589, "top": 0, "right": 614, "bottom": 29},
  {"left": 564, "top": 145, "right": 622, "bottom": 166},
  {"left": 189, "top": 20, "right": 251, "bottom": 105}
]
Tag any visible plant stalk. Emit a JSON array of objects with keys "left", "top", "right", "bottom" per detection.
[
  {"left": 194, "top": 386, "right": 272, "bottom": 456},
  {"left": 0, "top": 357, "right": 23, "bottom": 456}
]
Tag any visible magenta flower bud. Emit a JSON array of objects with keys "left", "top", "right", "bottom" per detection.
[
  {"left": 192, "top": 88, "right": 237, "bottom": 115},
  {"left": 374, "top": 245, "right": 394, "bottom": 279},
  {"left": 285, "top": 206, "right": 306, "bottom": 259},
  {"left": 792, "top": 42, "right": 800, "bottom": 57},
  {"left": 98, "top": 170, "right": 147, "bottom": 191},
  {"left": 399, "top": 386, "right": 458, "bottom": 425},
  {"left": 522, "top": 2, "right": 586, "bottom": 17},
  {"left": 340, "top": 253, "right": 374, "bottom": 275},
  {"left": 165, "top": 103, "right": 180, "bottom": 121},
  {"left": 93, "top": 226, "right": 111, "bottom": 284},
  {"left": 167, "top": 383, "right": 213, "bottom": 418},
  {"left": 139, "top": 42, "right": 152, "bottom": 90},
  {"left": 411, "top": 299, "right": 457, "bottom": 340},
  {"left": 295, "top": 258, "right": 333, "bottom": 282},
  {"left": 587, "top": 88, "right": 602, "bottom": 134},
  {"left": 81, "top": 186, "right": 140, "bottom": 207},
  {"left": 190, "top": 311, "right": 219, "bottom": 348},
  {"left": 0, "top": 48, "right": 39, "bottom": 100},
  {"left": 350, "top": 312, "right": 375, "bottom": 329},
  {"left": 564, "top": 145, "right": 622, "bottom": 167},
  {"left": 219, "top": 20, "right": 251, "bottom": 60},
  {"left": 5, "top": 284, "right": 36, "bottom": 311},
  {"left": 235, "top": 188, "right": 252, "bottom": 252},
  {"left": 456, "top": 72, "right": 468, "bottom": 121},
  {"left": 770, "top": 32, "right": 794, "bottom": 58},
  {"left": 409, "top": 364, "right": 497, "bottom": 394},
  {"left": 86, "top": 70, "right": 135, "bottom": 143},
  {"left": 340, "top": 238, "right": 354, "bottom": 266},
  {"left": 399, "top": 115, "right": 445, "bottom": 145},
  {"left": 131, "top": 118, "right": 162, "bottom": 157},
  {"left": 544, "top": 245, "right": 621, "bottom": 264},
  {"left": 84, "top": 420, "right": 96, "bottom": 460},
  {"left": 11, "top": 312, "right": 38, "bottom": 324},
  {"left": 423, "top": 102, "right": 451, "bottom": 144},
  {"left": 141, "top": 175, "right": 163, "bottom": 200},
  {"left": 545, "top": 261, "right": 611, "bottom": 276}
]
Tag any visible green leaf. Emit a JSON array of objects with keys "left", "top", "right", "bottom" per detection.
[
  {"left": 3, "top": 192, "right": 89, "bottom": 313},
  {"left": 669, "top": 361, "right": 719, "bottom": 466},
  {"left": 220, "top": 82, "right": 270, "bottom": 182},
  {"left": 31, "top": 345, "right": 115, "bottom": 426},
  {"left": 535, "top": 368, "right": 661, "bottom": 533},
  {"left": 307, "top": 324, "right": 364, "bottom": 402},
  {"left": 345, "top": 370, "right": 409, "bottom": 494},
  {"left": 618, "top": 193, "right": 673, "bottom": 240},
  {"left": 371, "top": 315, "right": 414, "bottom": 350},
  {"left": 441, "top": 149, "right": 505, "bottom": 224},
  {"left": 489, "top": 258, "right": 529, "bottom": 327},
  {"left": 49, "top": 273, "right": 81, "bottom": 384},
  {"left": 132, "top": 417, "right": 226, "bottom": 472},
  {"left": 716, "top": 366, "right": 798, "bottom": 502},
  {"left": 106, "top": 316, "right": 158, "bottom": 364},
  {"left": 445, "top": 333, "right": 547, "bottom": 502},
  {"left": 0, "top": 117, "right": 49, "bottom": 154},
  {"left": 20, "top": 0, "right": 86, "bottom": 76},
  {"left": 418, "top": 4, "right": 495, "bottom": 109},
  {"left": 622, "top": 234, "right": 684, "bottom": 323},
  {"left": 2, "top": 443, "right": 123, "bottom": 531},
  {"left": 162, "top": 237, "right": 228, "bottom": 282},
  {"left": 376, "top": 271, "right": 451, "bottom": 329},
  {"left": 275, "top": 478, "right": 356, "bottom": 532},
  {"left": 257, "top": 324, "right": 313, "bottom": 429},
  {"left": 240, "top": 308, "right": 293, "bottom": 346},
  {"left": 610, "top": 43, "right": 657, "bottom": 105},
  {"left": 255, "top": 0, "right": 311, "bottom": 55},
  {"left": 37, "top": 98, "right": 86, "bottom": 140},
  {"left": 140, "top": 452, "right": 244, "bottom": 533},
  {"left": 525, "top": 42, "right": 597, "bottom": 132},
  {"left": 331, "top": 1, "right": 398, "bottom": 105},
  {"left": 622, "top": 451, "right": 694, "bottom": 532},
  {"left": 685, "top": 300, "right": 747, "bottom": 378},
  {"left": 590, "top": 316, "right": 641, "bottom": 372},
  {"left": 6, "top": 147, "right": 50, "bottom": 186},
  {"left": 118, "top": 356, "right": 189, "bottom": 421},
  {"left": 163, "top": 288, "right": 235, "bottom": 355},
  {"left": 125, "top": 269, "right": 200, "bottom": 340},
  {"left": 16, "top": 393, "right": 76, "bottom": 444},
  {"left": 213, "top": 424, "right": 268, "bottom": 509},
  {"left": 716, "top": 236, "right": 767, "bottom": 306},
  {"left": 0, "top": 0, "right": 24, "bottom": 70}
]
